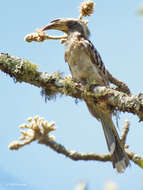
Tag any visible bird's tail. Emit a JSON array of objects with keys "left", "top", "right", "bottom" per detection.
[
  {"left": 85, "top": 99, "right": 129, "bottom": 173},
  {"left": 100, "top": 113, "right": 129, "bottom": 173}
]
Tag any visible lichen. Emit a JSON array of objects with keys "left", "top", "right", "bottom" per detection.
[
  {"left": 62, "top": 76, "right": 77, "bottom": 96},
  {"left": 0, "top": 53, "right": 39, "bottom": 83},
  {"left": 14, "top": 58, "right": 39, "bottom": 82},
  {"left": 41, "top": 88, "right": 58, "bottom": 101},
  {"left": 40, "top": 72, "right": 63, "bottom": 101}
]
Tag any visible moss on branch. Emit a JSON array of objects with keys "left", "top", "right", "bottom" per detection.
[
  {"left": 0, "top": 53, "right": 143, "bottom": 119},
  {"left": 1, "top": 53, "right": 143, "bottom": 120}
]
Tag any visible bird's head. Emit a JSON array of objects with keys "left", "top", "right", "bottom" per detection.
[{"left": 41, "top": 18, "right": 90, "bottom": 39}]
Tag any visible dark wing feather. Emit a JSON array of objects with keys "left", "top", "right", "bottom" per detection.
[{"left": 81, "top": 39, "right": 109, "bottom": 86}]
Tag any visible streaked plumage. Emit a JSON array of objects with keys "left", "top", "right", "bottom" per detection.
[{"left": 42, "top": 18, "right": 129, "bottom": 173}]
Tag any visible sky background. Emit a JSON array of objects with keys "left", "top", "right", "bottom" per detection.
[{"left": 1, "top": 0, "right": 143, "bottom": 189}]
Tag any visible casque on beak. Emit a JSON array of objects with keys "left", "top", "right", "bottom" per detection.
[{"left": 41, "top": 19, "right": 69, "bottom": 33}]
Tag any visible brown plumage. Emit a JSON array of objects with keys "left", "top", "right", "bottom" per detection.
[{"left": 42, "top": 18, "right": 130, "bottom": 173}]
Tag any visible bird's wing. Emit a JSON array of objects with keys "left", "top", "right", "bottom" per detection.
[{"left": 81, "top": 39, "right": 109, "bottom": 85}]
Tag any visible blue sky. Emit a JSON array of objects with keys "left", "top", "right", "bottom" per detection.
[{"left": 1, "top": 0, "right": 143, "bottom": 189}]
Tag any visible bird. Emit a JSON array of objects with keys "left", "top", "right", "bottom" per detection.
[{"left": 41, "top": 18, "right": 129, "bottom": 173}]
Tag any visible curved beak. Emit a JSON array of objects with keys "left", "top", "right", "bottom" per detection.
[{"left": 41, "top": 19, "right": 69, "bottom": 32}]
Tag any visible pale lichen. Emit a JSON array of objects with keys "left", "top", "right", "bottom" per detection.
[
  {"left": 62, "top": 76, "right": 77, "bottom": 96},
  {"left": 0, "top": 53, "right": 39, "bottom": 83},
  {"left": 40, "top": 72, "right": 63, "bottom": 101}
]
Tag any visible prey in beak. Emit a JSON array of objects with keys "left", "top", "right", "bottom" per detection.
[
  {"left": 41, "top": 18, "right": 90, "bottom": 39},
  {"left": 41, "top": 18, "right": 70, "bottom": 33}
]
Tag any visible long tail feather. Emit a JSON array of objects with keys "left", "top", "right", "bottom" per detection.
[
  {"left": 100, "top": 114, "right": 129, "bottom": 173},
  {"left": 85, "top": 99, "right": 129, "bottom": 173}
]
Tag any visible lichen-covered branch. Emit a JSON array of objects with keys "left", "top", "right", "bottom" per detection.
[
  {"left": 1, "top": 53, "right": 143, "bottom": 120},
  {"left": 8, "top": 116, "right": 143, "bottom": 169}
]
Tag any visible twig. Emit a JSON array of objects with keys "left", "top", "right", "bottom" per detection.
[
  {"left": 121, "top": 120, "right": 130, "bottom": 145},
  {"left": 126, "top": 149, "right": 143, "bottom": 169},
  {"left": 24, "top": 30, "right": 67, "bottom": 43},
  {"left": 25, "top": 1, "right": 95, "bottom": 43},
  {"left": 8, "top": 116, "right": 143, "bottom": 169}
]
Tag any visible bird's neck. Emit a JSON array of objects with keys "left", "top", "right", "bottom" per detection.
[{"left": 67, "top": 31, "right": 88, "bottom": 41}]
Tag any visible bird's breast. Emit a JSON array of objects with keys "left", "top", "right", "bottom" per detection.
[{"left": 65, "top": 39, "right": 105, "bottom": 85}]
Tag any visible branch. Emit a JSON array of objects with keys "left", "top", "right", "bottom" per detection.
[
  {"left": 121, "top": 120, "right": 130, "bottom": 145},
  {"left": 1, "top": 53, "right": 143, "bottom": 120},
  {"left": 8, "top": 116, "right": 143, "bottom": 170},
  {"left": 24, "top": 1, "right": 95, "bottom": 44},
  {"left": 24, "top": 30, "right": 67, "bottom": 44}
]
